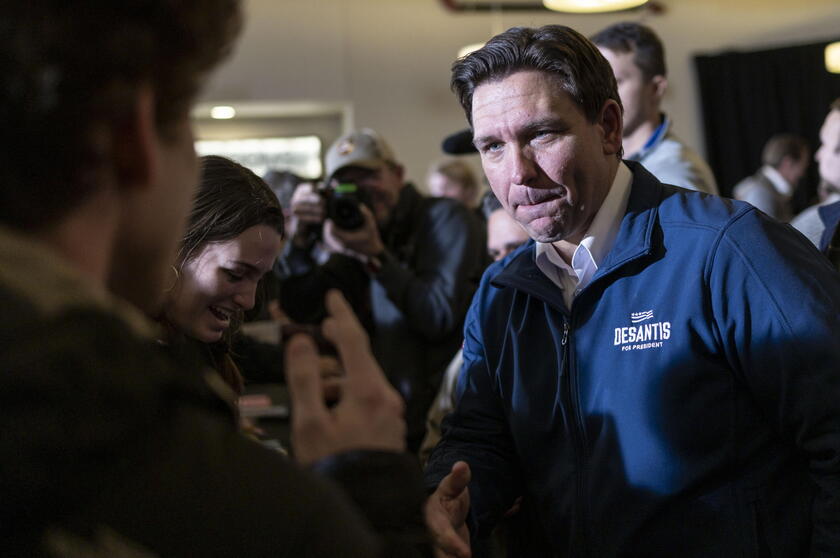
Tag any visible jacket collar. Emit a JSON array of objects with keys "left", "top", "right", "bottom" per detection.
[
  {"left": 626, "top": 113, "right": 671, "bottom": 162},
  {"left": 492, "top": 161, "right": 661, "bottom": 304}
]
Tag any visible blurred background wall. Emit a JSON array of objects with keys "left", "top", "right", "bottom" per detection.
[{"left": 194, "top": 0, "right": 840, "bottom": 190}]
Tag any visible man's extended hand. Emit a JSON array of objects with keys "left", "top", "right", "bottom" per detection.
[
  {"left": 426, "top": 461, "right": 472, "bottom": 558},
  {"left": 285, "top": 290, "right": 405, "bottom": 465},
  {"left": 324, "top": 204, "right": 385, "bottom": 259}
]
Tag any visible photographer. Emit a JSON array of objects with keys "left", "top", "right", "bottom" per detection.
[{"left": 277, "top": 129, "right": 485, "bottom": 452}]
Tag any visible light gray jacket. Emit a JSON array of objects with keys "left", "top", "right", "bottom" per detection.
[{"left": 626, "top": 114, "right": 718, "bottom": 195}]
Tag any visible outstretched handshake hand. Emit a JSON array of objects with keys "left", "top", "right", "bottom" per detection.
[{"left": 426, "top": 461, "right": 472, "bottom": 558}]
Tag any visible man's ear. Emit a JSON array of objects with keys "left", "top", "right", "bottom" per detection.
[
  {"left": 599, "top": 99, "right": 624, "bottom": 156},
  {"left": 112, "top": 83, "right": 158, "bottom": 193},
  {"left": 651, "top": 75, "right": 668, "bottom": 102}
]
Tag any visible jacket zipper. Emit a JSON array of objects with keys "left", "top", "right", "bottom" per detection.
[{"left": 562, "top": 313, "right": 589, "bottom": 556}]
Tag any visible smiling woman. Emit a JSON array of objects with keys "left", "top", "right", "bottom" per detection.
[{"left": 162, "top": 155, "right": 285, "bottom": 394}]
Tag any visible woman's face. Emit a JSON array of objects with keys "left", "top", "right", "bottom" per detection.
[{"left": 168, "top": 224, "right": 283, "bottom": 343}]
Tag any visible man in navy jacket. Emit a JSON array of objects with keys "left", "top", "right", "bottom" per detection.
[{"left": 425, "top": 25, "right": 840, "bottom": 557}]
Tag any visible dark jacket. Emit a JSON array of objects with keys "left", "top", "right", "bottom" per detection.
[
  {"left": 0, "top": 226, "right": 431, "bottom": 558},
  {"left": 426, "top": 163, "right": 840, "bottom": 557},
  {"left": 279, "top": 183, "right": 485, "bottom": 451}
]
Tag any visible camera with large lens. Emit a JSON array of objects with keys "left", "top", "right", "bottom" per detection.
[{"left": 325, "top": 182, "right": 370, "bottom": 230}]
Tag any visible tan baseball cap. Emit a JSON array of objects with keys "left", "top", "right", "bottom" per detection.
[{"left": 324, "top": 128, "right": 397, "bottom": 179}]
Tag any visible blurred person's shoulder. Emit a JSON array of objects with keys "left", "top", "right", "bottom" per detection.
[
  {"left": 0, "top": 224, "right": 229, "bottom": 465},
  {"left": 0, "top": 224, "right": 156, "bottom": 337}
]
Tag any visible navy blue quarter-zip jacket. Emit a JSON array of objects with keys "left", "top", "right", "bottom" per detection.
[{"left": 426, "top": 162, "right": 840, "bottom": 557}]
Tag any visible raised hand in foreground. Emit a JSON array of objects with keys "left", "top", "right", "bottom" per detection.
[{"left": 285, "top": 289, "right": 405, "bottom": 465}]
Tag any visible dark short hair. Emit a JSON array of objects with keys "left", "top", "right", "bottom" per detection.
[
  {"left": 0, "top": 1, "right": 242, "bottom": 230},
  {"left": 590, "top": 22, "right": 666, "bottom": 81},
  {"left": 178, "top": 156, "right": 284, "bottom": 267},
  {"left": 451, "top": 25, "right": 622, "bottom": 126},
  {"left": 761, "top": 134, "right": 808, "bottom": 168}
]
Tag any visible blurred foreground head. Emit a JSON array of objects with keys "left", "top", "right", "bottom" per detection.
[
  {"left": 0, "top": 0, "right": 243, "bottom": 229},
  {"left": 0, "top": 1, "right": 243, "bottom": 311}
]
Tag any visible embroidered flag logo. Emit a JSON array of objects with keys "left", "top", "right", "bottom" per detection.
[{"left": 630, "top": 310, "right": 654, "bottom": 323}]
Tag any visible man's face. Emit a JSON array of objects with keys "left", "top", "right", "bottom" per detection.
[
  {"left": 333, "top": 164, "right": 404, "bottom": 226},
  {"left": 816, "top": 109, "right": 840, "bottom": 190},
  {"left": 487, "top": 208, "right": 529, "bottom": 261},
  {"left": 599, "top": 48, "right": 660, "bottom": 138},
  {"left": 471, "top": 70, "right": 622, "bottom": 244}
]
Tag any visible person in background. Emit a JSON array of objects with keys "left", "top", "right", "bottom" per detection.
[
  {"left": 425, "top": 24, "right": 840, "bottom": 557},
  {"left": 278, "top": 128, "right": 485, "bottom": 452},
  {"left": 419, "top": 192, "right": 529, "bottom": 464},
  {"left": 427, "top": 158, "right": 481, "bottom": 211},
  {"left": 485, "top": 199, "right": 531, "bottom": 263},
  {"left": 591, "top": 22, "right": 718, "bottom": 194},
  {"left": 0, "top": 2, "right": 432, "bottom": 556},
  {"left": 161, "top": 155, "right": 284, "bottom": 395},
  {"left": 262, "top": 169, "right": 309, "bottom": 238},
  {"left": 792, "top": 98, "right": 840, "bottom": 254},
  {"left": 733, "top": 134, "right": 809, "bottom": 222},
  {"left": 434, "top": 132, "right": 494, "bottom": 269}
]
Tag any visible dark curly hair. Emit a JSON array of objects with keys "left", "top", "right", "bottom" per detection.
[{"left": 0, "top": 0, "right": 242, "bottom": 229}]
